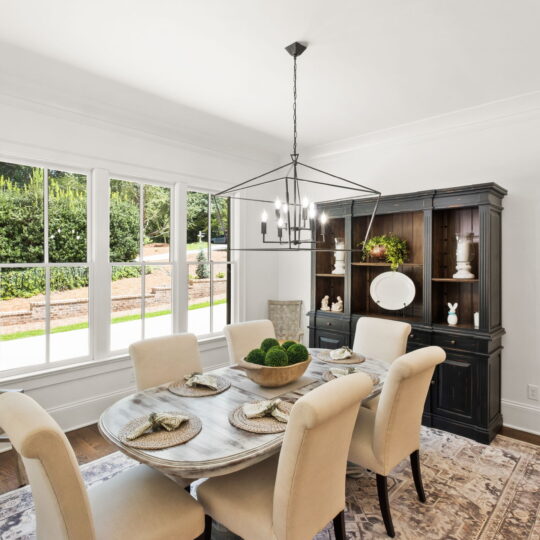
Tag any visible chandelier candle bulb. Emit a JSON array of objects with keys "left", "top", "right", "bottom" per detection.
[
  {"left": 277, "top": 217, "right": 284, "bottom": 238},
  {"left": 302, "top": 197, "right": 309, "bottom": 221},
  {"left": 261, "top": 210, "right": 268, "bottom": 235},
  {"left": 320, "top": 212, "right": 328, "bottom": 237},
  {"left": 274, "top": 197, "right": 281, "bottom": 219}
]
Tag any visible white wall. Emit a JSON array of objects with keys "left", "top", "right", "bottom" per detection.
[
  {"left": 0, "top": 49, "right": 280, "bottom": 432},
  {"left": 277, "top": 95, "right": 540, "bottom": 434}
]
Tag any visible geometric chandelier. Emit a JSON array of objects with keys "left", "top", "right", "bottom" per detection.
[{"left": 214, "top": 42, "right": 381, "bottom": 252}]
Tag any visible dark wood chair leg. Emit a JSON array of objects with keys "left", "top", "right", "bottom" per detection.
[
  {"left": 376, "top": 474, "right": 395, "bottom": 538},
  {"left": 333, "top": 509, "right": 346, "bottom": 540},
  {"left": 410, "top": 450, "right": 426, "bottom": 503},
  {"left": 203, "top": 514, "right": 212, "bottom": 540}
]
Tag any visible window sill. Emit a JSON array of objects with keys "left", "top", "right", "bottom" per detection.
[{"left": 0, "top": 334, "right": 227, "bottom": 389}]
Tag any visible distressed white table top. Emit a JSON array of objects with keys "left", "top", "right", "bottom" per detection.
[{"left": 98, "top": 348, "right": 388, "bottom": 478}]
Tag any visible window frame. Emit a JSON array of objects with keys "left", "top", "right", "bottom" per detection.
[
  {"left": 0, "top": 157, "right": 237, "bottom": 379},
  {"left": 186, "top": 189, "right": 233, "bottom": 338},
  {"left": 108, "top": 175, "right": 176, "bottom": 353},
  {"left": 0, "top": 157, "right": 93, "bottom": 377}
]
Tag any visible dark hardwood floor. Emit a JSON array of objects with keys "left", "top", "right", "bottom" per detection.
[
  {"left": 0, "top": 424, "right": 116, "bottom": 495},
  {"left": 499, "top": 426, "right": 540, "bottom": 446},
  {"left": 0, "top": 423, "right": 537, "bottom": 496}
]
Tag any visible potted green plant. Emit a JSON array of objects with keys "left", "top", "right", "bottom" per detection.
[{"left": 361, "top": 234, "right": 408, "bottom": 271}]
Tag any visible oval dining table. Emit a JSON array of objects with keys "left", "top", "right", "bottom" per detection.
[{"left": 98, "top": 348, "right": 388, "bottom": 480}]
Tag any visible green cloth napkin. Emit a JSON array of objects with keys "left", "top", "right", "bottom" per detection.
[
  {"left": 242, "top": 399, "right": 289, "bottom": 423},
  {"left": 329, "top": 367, "right": 358, "bottom": 378},
  {"left": 330, "top": 346, "right": 354, "bottom": 360},
  {"left": 184, "top": 372, "right": 219, "bottom": 390},
  {"left": 126, "top": 412, "right": 189, "bottom": 440}
]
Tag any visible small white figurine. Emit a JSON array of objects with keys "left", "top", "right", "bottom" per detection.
[
  {"left": 331, "top": 296, "right": 344, "bottom": 312},
  {"left": 447, "top": 303, "right": 458, "bottom": 326},
  {"left": 321, "top": 295, "right": 331, "bottom": 311}
]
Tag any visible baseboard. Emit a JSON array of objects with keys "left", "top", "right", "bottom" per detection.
[{"left": 501, "top": 399, "right": 540, "bottom": 436}]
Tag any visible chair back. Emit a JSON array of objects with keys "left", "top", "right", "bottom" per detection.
[
  {"left": 352, "top": 316, "right": 411, "bottom": 364},
  {"left": 0, "top": 392, "right": 95, "bottom": 540},
  {"left": 273, "top": 373, "right": 373, "bottom": 540},
  {"left": 224, "top": 319, "right": 276, "bottom": 364},
  {"left": 129, "top": 333, "right": 202, "bottom": 390},
  {"left": 268, "top": 300, "right": 303, "bottom": 341},
  {"left": 374, "top": 346, "right": 446, "bottom": 472}
]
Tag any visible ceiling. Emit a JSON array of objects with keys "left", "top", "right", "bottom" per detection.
[{"left": 1, "top": 0, "right": 540, "bottom": 149}]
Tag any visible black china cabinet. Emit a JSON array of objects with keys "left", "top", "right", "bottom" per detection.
[{"left": 308, "top": 183, "right": 506, "bottom": 443}]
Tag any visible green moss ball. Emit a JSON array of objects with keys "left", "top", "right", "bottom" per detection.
[
  {"left": 260, "top": 337, "right": 280, "bottom": 353},
  {"left": 287, "top": 343, "right": 309, "bottom": 364},
  {"left": 264, "top": 346, "right": 288, "bottom": 367},
  {"left": 282, "top": 340, "right": 297, "bottom": 350},
  {"left": 246, "top": 348, "right": 265, "bottom": 365}
]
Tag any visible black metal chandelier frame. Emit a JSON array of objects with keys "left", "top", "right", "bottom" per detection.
[{"left": 213, "top": 41, "right": 381, "bottom": 252}]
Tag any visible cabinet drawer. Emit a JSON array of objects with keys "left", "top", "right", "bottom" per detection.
[
  {"left": 315, "top": 330, "right": 348, "bottom": 349},
  {"left": 315, "top": 314, "right": 350, "bottom": 333},
  {"left": 408, "top": 329, "right": 431, "bottom": 346},
  {"left": 432, "top": 332, "right": 479, "bottom": 353}
]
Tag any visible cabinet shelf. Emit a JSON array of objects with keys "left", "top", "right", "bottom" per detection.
[
  {"left": 432, "top": 278, "right": 479, "bottom": 283},
  {"left": 316, "top": 273, "right": 345, "bottom": 278},
  {"left": 353, "top": 311, "right": 424, "bottom": 324},
  {"left": 351, "top": 262, "right": 423, "bottom": 267}
]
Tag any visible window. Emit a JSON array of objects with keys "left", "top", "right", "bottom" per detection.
[
  {"left": 187, "top": 191, "right": 231, "bottom": 336},
  {"left": 0, "top": 158, "right": 235, "bottom": 375},
  {"left": 109, "top": 179, "right": 173, "bottom": 352},
  {"left": 0, "top": 161, "right": 89, "bottom": 371}
]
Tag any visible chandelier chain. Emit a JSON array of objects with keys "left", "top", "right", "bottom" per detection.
[{"left": 293, "top": 55, "right": 297, "bottom": 157}]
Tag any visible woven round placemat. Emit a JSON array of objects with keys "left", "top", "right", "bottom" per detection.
[
  {"left": 168, "top": 375, "right": 230, "bottom": 397},
  {"left": 317, "top": 350, "right": 366, "bottom": 364},
  {"left": 322, "top": 370, "right": 380, "bottom": 386},
  {"left": 229, "top": 401, "right": 294, "bottom": 434},
  {"left": 118, "top": 411, "right": 202, "bottom": 449}
]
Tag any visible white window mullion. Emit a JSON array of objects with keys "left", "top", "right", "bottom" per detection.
[
  {"left": 175, "top": 184, "right": 188, "bottom": 333},
  {"left": 208, "top": 195, "right": 213, "bottom": 333},
  {"left": 43, "top": 168, "right": 50, "bottom": 363},
  {"left": 86, "top": 169, "right": 93, "bottom": 361},
  {"left": 92, "top": 168, "right": 111, "bottom": 359},
  {"left": 140, "top": 184, "right": 145, "bottom": 339}
]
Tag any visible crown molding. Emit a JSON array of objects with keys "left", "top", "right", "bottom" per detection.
[{"left": 303, "top": 91, "right": 540, "bottom": 160}]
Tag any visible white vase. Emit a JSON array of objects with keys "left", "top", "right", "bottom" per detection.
[
  {"left": 332, "top": 238, "right": 346, "bottom": 275},
  {"left": 453, "top": 234, "right": 475, "bottom": 279}
]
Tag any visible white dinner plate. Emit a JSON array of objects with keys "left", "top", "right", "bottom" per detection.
[{"left": 369, "top": 271, "right": 416, "bottom": 311}]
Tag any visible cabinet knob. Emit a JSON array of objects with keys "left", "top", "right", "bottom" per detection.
[
  {"left": 431, "top": 379, "right": 435, "bottom": 386},
  {"left": 450, "top": 339, "right": 456, "bottom": 345},
  {"left": 410, "top": 334, "right": 415, "bottom": 339},
  {"left": 326, "top": 322, "right": 332, "bottom": 327}
]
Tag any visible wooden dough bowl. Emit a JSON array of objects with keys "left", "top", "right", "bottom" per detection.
[{"left": 236, "top": 356, "right": 312, "bottom": 388}]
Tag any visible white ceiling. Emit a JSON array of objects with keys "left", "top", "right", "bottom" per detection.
[{"left": 1, "top": 0, "right": 540, "bottom": 149}]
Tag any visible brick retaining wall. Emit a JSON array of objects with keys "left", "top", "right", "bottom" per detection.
[{"left": 0, "top": 279, "right": 227, "bottom": 327}]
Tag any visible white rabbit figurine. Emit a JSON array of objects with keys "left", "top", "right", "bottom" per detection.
[{"left": 447, "top": 302, "right": 458, "bottom": 326}]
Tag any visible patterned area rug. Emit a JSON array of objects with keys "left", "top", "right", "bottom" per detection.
[{"left": 0, "top": 428, "right": 538, "bottom": 539}]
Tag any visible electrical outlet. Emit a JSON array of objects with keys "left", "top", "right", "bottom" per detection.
[{"left": 527, "top": 384, "right": 539, "bottom": 401}]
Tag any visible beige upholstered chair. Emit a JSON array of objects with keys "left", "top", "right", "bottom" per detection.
[
  {"left": 198, "top": 372, "right": 373, "bottom": 540},
  {"left": 348, "top": 346, "right": 446, "bottom": 537},
  {"left": 129, "top": 333, "right": 202, "bottom": 390},
  {"left": 0, "top": 392, "right": 204, "bottom": 540},
  {"left": 352, "top": 316, "right": 412, "bottom": 364},
  {"left": 353, "top": 317, "right": 412, "bottom": 412},
  {"left": 223, "top": 319, "right": 276, "bottom": 364},
  {"left": 268, "top": 300, "right": 304, "bottom": 341}
]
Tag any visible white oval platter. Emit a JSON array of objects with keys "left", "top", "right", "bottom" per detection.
[{"left": 369, "top": 271, "right": 416, "bottom": 311}]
